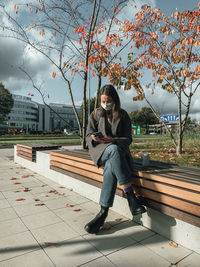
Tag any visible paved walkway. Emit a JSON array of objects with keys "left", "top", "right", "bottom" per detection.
[{"left": 0, "top": 148, "right": 199, "bottom": 267}]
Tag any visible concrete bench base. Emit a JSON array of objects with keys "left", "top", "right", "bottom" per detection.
[{"left": 14, "top": 145, "right": 200, "bottom": 254}]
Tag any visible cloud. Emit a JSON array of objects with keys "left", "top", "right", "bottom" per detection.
[{"left": 118, "top": 86, "right": 200, "bottom": 121}]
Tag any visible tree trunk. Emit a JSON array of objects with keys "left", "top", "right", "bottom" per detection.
[
  {"left": 94, "top": 74, "right": 101, "bottom": 110},
  {"left": 177, "top": 88, "right": 182, "bottom": 155},
  {"left": 82, "top": 71, "right": 88, "bottom": 149}
]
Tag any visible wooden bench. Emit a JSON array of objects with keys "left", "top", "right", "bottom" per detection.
[
  {"left": 17, "top": 143, "right": 62, "bottom": 162},
  {"left": 50, "top": 149, "right": 200, "bottom": 227}
]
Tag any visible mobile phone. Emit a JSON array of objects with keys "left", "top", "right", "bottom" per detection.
[{"left": 93, "top": 131, "right": 104, "bottom": 138}]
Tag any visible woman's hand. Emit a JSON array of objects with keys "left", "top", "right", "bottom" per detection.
[{"left": 91, "top": 135, "right": 114, "bottom": 144}]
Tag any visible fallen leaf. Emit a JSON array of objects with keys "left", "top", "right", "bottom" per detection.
[
  {"left": 49, "top": 190, "right": 56, "bottom": 193},
  {"left": 16, "top": 198, "right": 25, "bottom": 201},
  {"left": 41, "top": 184, "right": 46, "bottom": 187},
  {"left": 66, "top": 204, "right": 73, "bottom": 207},
  {"left": 169, "top": 241, "right": 178, "bottom": 248},
  {"left": 22, "top": 186, "right": 29, "bottom": 192},
  {"left": 35, "top": 203, "right": 45, "bottom": 206},
  {"left": 34, "top": 198, "right": 40, "bottom": 201},
  {"left": 14, "top": 190, "right": 21, "bottom": 192},
  {"left": 14, "top": 182, "right": 21, "bottom": 184},
  {"left": 59, "top": 186, "right": 65, "bottom": 188},
  {"left": 115, "top": 218, "right": 123, "bottom": 222},
  {"left": 73, "top": 209, "right": 81, "bottom": 212},
  {"left": 43, "top": 242, "right": 56, "bottom": 246},
  {"left": 22, "top": 175, "right": 30, "bottom": 178},
  {"left": 10, "top": 177, "right": 17, "bottom": 180}
]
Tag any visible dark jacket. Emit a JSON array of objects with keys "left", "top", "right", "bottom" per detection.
[{"left": 86, "top": 108, "right": 133, "bottom": 169}]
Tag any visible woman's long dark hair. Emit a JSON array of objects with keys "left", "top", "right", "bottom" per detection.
[{"left": 99, "top": 84, "right": 121, "bottom": 119}]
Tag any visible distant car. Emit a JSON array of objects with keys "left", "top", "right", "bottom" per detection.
[{"left": 149, "top": 132, "right": 158, "bottom": 135}]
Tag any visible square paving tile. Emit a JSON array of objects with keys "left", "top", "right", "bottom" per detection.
[
  {"left": 140, "top": 234, "right": 193, "bottom": 264},
  {"left": 66, "top": 194, "right": 91, "bottom": 205},
  {"left": 65, "top": 213, "right": 98, "bottom": 235},
  {"left": 112, "top": 220, "right": 156, "bottom": 242},
  {"left": 20, "top": 210, "right": 62, "bottom": 230},
  {"left": 0, "top": 249, "right": 54, "bottom": 267},
  {"left": 0, "top": 231, "right": 40, "bottom": 261},
  {"left": 106, "top": 209, "right": 129, "bottom": 226},
  {"left": 13, "top": 202, "right": 49, "bottom": 217},
  {"left": 3, "top": 190, "right": 34, "bottom": 199},
  {"left": 31, "top": 221, "right": 79, "bottom": 246},
  {"left": 54, "top": 206, "right": 92, "bottom": 222},
  {"left": 44, "top": 236, "right": 102, "bottom": 267},
  {"left": 107, "top": 242, "right": 170, "bottom": 267},
  {"left": 44, "top": 197, "right": 74, "bottom": 210},
  {"left": 0, "top": 207, "right": 18, "bottom": 222},
  {"left": 177, "top": 252, "right": 200, "bottom": 267},
  {"left": 0, "top": 199, "right": 11, "bottom": 209},
  {"left": 79, "top": 201, "right": 102, "bottom": 214},
  {"left": 7, "top": 195, "right": 37, "bottom": 207},
  {"left": 29, "top": 185, "right": 53, "bottom": 195},
  {"left": 84, "top": 229, "right": 137, "bottom": 256},
  {"left": 0, "top": 218, "right": 28, "bottom": 239},
  {"left": 80, "top": 256, "right": 116, "bottom": 267}
]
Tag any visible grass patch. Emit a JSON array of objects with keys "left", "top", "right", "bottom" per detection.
[
  {"left": 130, "top": 134, "right": 200, "bottom": 167},
  {"left": 0, "top": 138, "right": 81, "bottom": 146}
]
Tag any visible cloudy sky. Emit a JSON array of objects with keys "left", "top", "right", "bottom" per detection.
[{"left": 0, "top": 0, "right": 200, "bottom": 121}]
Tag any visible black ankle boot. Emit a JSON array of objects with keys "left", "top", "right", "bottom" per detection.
[
  {"left": 84, "top": 206, "right": 109, "bottom": 234},
  {"left": 126, "top": 191, "right": 146, "bottom": 216}
]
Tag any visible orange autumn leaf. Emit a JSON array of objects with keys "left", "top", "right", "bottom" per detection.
[
  {"left": 10, "top": 177, "right": 17, "bottom": 180},
  {"left": 54, "top": 31, "right": 57, "bottom": 36},
  {"left": 14, "top": 4, "right": 18, "bottom": 10},
  {"left": 40, "top": 29, "right": 45, "bottom": 36},
  {"left": 14, "top": 190, "right": 21, "bottom": 193},
  {"left": 16, "top": 198, "right": 25, "bottom": 201},
  {"left": 14, "top": 182, "right": 21, "bottom": 184},
  {"left": 115, "top": 218, "right": 123, "bottom": 222},
  {"left": 44, "top": 242, "right": 56, "bottom": 246},
  {"left": 21, "top": 175, "right": 30, "bottom": 178},
  {"left": 169, "top": 241, "right": 178, "bottom": 248},
  {"left": 66, "top": 204, "right": 73, "bottom": 207},
  {"left": 52, "top": 72, "right": 56, "bottom": 79},
  {"left": 115, "top": 8, "right": 120, "bottom": 14},
  {"left": 73, "top": 209, "right": 81, "bottom": 212}
]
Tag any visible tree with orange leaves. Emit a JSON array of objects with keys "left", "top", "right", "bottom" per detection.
[
  {"left": 108, "top": 3, "right": 200, "bottom": 154},
  {"left": 0, "top": 0, "right": 129, "bottom": 148}
]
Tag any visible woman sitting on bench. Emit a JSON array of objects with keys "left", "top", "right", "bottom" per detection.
[{"left": 85, "top": 84, "right": 146, "bottom": 234}]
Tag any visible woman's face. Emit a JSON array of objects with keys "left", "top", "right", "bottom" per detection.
[{"left": 101, "top": 94, "right": 113, "bottom": 105}]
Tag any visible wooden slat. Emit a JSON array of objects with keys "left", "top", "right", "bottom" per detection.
[
  {"left": 17, "top": 148, "right": 33, "bottom": 154},
  {"left": 50, "top": 155, "right": 103, "bottom": 175},
  {"left": 133, "top": 171, "right": 200, "bottom": 192},
  {"left": 147, "top": 168, "right": 200, "bottom": 182},
  {"left": 134, "top": 187, "right": 200, "bottom": 217},
  {"left": 133, "top": 177, "right": 200, "bottom": 204},
  {"left": 50, "top": 160, "right": 103, "bottom": 182},
  {"left": 50, "top": 152, "right": 93, "bottom": 165},
  {"left": 17, "top": 153, "right": 33, "bottom": 162}
]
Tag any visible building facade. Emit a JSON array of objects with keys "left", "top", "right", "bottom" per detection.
[
  {"left": 6, "top": 94, "right": 39, "bottom": 133},
  {"left": 6, "top": 94, "right": 80, "bottom": 134}
]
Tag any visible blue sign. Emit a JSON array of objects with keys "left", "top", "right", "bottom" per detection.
[{"left": 160, "top": 114, "right": 179, "bottom": 122}]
